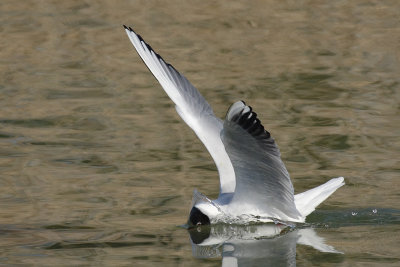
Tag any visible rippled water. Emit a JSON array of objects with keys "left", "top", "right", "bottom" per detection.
[{"left": 0, "top": 0, "right": 399, "bottom": 266}]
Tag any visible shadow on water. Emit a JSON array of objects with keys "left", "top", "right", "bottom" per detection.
[
  {"left": 188, "top": 223, "right": 342, "bottom": 267},
  {"left": 186, "top": 208, "right": 400, "bottom": 266}
]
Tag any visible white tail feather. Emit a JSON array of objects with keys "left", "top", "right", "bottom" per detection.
[{"left": 295, "top": 177, "right": 345, "bottom": 218}]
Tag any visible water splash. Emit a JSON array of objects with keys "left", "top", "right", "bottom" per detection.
[{"left": 305, "top": 208, "right": 400, "bottom": 228}]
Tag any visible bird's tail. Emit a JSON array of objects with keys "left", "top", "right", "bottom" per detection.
[{"left": 294, "top": 177, "right": 345, "bottom": 218}]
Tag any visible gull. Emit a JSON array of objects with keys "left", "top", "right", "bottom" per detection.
[{"left": 123, "top": 25, "right": 345, "bottom": 226}]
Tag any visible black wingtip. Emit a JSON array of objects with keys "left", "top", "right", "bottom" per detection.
[
  {"left": 226, "top": 101, "right": 271, "bottom": 140},
  {"left": 122, "top": 25, "right": 180, "bottom": 80},
  {"left": 123, "top": 25, "right": 135, "bottom": 33}
]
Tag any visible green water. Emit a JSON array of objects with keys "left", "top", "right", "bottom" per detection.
[{"left": 0, "top": 0, "right": 399, "bottom": 266}]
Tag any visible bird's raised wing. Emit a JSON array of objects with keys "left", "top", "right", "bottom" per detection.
[
  {"left": 123, "top": 26, "right": 235, "bottom": 193},
  {"left": 221, "top": 101, "right": 302, "bottom": 221}
]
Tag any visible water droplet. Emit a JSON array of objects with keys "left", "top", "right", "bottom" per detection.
[
  {"left": 351, "top": 211, "right": 358, "bottom": 216},
  {"left": 372, "top": 209, "right": 377, "bottom": 214}
]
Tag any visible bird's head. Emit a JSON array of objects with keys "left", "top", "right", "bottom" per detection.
[{"left": 187, "top": 190, "right": 221, "bottom": 228}]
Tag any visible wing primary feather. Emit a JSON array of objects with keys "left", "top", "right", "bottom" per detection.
[
  {"left": 124, "top": 25, "right": 236, "bottom": 194},
  {"left": 222, "top": 101, "right": 302, "bottom": 221},
  {"left": 226, "top": 101, "right": 270, "bottom": 140}
]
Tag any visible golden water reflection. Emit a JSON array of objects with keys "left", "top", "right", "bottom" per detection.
[{"left": 0, "top": 0, "right": 399, "bottom": 265}]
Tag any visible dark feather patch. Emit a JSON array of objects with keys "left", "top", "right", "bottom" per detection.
[{"left": 226, "top": 101, "right": 271, "bottom": 139}]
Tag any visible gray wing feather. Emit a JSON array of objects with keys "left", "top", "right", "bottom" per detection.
[{"left": 222, "top": 101, "right": 302, "bottom": 221}]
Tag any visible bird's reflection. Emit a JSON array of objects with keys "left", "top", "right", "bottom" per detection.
[{"left": 189, "top": 224, "right": 341, "bottom": 266}]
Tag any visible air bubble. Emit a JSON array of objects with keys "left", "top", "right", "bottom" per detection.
[
  {"left": 351, "top": 211, "right": 358, "bottom": 216},
  {"left": 372, "top": 209, "right": 377, "bottom": 214}
]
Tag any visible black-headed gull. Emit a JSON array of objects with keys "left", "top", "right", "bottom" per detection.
[{"left": 123, "top": 25, "right": 344, "bottom": 226}]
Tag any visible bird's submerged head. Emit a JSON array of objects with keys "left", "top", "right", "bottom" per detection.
[
  {"left": 188, "top": 206, "right": 210, "bottom": 227},
  {"left": 187, "top": 189, "right": 221, "bottom": 228}
]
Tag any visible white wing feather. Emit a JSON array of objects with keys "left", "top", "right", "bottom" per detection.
[{"left": 124, "top": 26, "right": 235, "bottom": 193}]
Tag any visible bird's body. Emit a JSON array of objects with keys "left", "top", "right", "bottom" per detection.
[{"left": 123, "top": 25, "right": 344, "bottom": 226}]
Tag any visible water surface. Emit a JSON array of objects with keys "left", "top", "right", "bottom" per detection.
[{"left": 0, "top": 0, "right": 399, "bottom": 266}]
